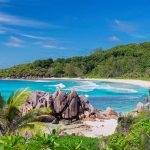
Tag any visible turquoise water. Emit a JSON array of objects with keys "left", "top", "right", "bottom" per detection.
[{"left": 0, "top": 79, "right": 148, "bottom": 112}]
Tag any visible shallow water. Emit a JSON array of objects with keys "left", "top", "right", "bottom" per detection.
[{"left": 0, "top": 79, "right": 148, "bottom": 112}]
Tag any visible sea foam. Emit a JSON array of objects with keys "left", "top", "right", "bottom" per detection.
[{"left": 65, "top": 81, "right": 137, "bottom": 93}]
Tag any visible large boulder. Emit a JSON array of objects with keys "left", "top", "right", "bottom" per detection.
[
  {"left": 36, "top": 115, "right": 55, "bottom": 122},
  {"left": 36, "top": 92, "right": 53, "bottom": 108},
  {"left": 80, "top": 96, "right": 95, "bottom": 112},
  {"left": 20, "top": 90, "right": 119, "bottom": 123},
  {"left": 53, "top": 90, "right": 67, "bottom": 114},
  {"left": 21, "top": 103, "right": 33, "bottom": 116},
  {"left": 104, "top": 107, "right": 118, "bottom": 119},
  {"left": 62, "top": 90, "right": 80, "bottom": 119},
  {"left": 28, "top": 91, "right": 45, "bottom": 108},
  {"left": 136, "top": 102, "right": 144, "bottom": 113}
]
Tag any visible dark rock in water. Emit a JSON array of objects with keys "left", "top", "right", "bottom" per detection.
[{"left": 21, "top": 90, "right": 118, "bottom": 123}]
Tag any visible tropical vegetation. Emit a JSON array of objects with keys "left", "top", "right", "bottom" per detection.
[
  {"left": 100, "top": 110, "right": 150, "bottom": 150},
  {"left": 0, "top": 89, "right": 51, "bottom": 136},
  {"left": 0, "top": 89, "right": 149, "bottom": 150},
  {"left": 1, "top": 42, "right": 150, "bottom": 79}
]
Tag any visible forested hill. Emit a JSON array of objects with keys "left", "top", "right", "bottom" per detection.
[{"left": 0, "top": 42, "right": 150, "bottom": 79}]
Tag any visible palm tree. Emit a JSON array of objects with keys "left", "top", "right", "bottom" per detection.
[{"left": 0, "top": 89, "right": 51, "bottom": 135}]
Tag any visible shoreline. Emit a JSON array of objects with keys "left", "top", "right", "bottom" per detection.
[{"left": 1, "top": 77, "right": 150, "bottom": 88}]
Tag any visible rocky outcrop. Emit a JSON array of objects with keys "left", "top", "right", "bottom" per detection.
[
  {"left": 128, "top": 102, "right": 146, "bottom": 117},
  {"left": 136, "top": 102, "right": 144, "bottom": 113},
  {"left": 20, "top": 90, "right": 118, "bottom": 123}
]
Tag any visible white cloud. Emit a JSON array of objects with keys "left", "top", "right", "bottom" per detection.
[
  {"left": 113, "top": 19, "right": 146, "bottom": 39},
  {"left": 43, "top": 44, "right": 65, "bottom": 50},
  {"left": 0, "top": 30, "right": 6, "bottom": 34},
  {"left": 108, "top": 36, "right": 121, "bottom": 42},
  {"left": 114, "top": 19, "right": 136, "bottom": 33},
  {"left": 34, "top": 41, "right": 65, "bottom": 50},
  {"left": 10, "top": 36, "right": 23, "bottom": 43},
  {"left": 0, "top": 12, "right": 56, "bottom": 28},
  {"left": 0, "top": 0, "right": 9, "bottom": 3},
  {"left": 20, "top": 33, "right": 50, "bottom": 40},
  {"left": 130, "top": 33, "right": 146, "bottom": 39},
  {"left": 4, "top": 36, "right": 24, "bottom": 47}
]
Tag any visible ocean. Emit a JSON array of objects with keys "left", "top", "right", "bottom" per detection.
[{"left": 0, "top": 79, "right": 148, "bottom": 112}]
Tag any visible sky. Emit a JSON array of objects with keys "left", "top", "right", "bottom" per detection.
[{"left": 0, "top": 0, "right": 150, "bottom": 68}]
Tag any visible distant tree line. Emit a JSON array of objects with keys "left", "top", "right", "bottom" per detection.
[{"left": 0, "top": 42, "right": 150, "bottom": 79}]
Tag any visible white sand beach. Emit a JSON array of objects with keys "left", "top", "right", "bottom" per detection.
[
  {"left": 33, "top": 78, "right": 150, "bottom": 88},
  {"left": 82, "top": 119, "right": 118, "bottom": 137},
  {"left": 49, "top": 119, "right": 118, "bottom": 138},
  {"left": 96, "top": 79, "right": 150, "bottom": 88},
  {"left": 2, "top": 77, "right": 150, "bottom": 88}
]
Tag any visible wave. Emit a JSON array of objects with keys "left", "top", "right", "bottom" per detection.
[
  {"left": 45, "top": 83, "right": 66, "bottom": 89},
  {"left": 54, "top": 83, "right": 66, "bottom": 89},
  {"left": 65, "top": 81, "right": 137, "bottom": 93},
  {"left": 85, "top": 94, "right": 89, "bottom": 97},
  {"left": 65, "top": 81, "right": 99, "bottom": 92},
  {"left": 99, "top": 84, "right": 138, "bottom": 93},
  {"left": 31, "top": 80, "right": 51, "bottom": 82}
]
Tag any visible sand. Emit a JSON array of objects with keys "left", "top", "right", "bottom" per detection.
[
  {"left": 45, "top": 119, "right": 118, "bottom": 138},
  {"left": 3, "top": 78, "right": 150, "bottom": 88},
  {"left": 82, "top": 119, "right": 118, "bottom": 137}
]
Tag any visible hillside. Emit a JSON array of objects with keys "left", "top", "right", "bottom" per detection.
[{"left": 0, "top": 42, "right": 150, "bottom": 79}]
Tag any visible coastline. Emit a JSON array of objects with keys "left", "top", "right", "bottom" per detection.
[
  {"left": 0, "top": 77, "right": 149, "bottom": 137},
  {"left": 1, "top": 77, "right": 150, "bottom": 88}
]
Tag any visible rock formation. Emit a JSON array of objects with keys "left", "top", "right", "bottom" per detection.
[
  {"left": 136, "top": 102, "right": 144, "bottom": 113},
  {"left": 20, "top": 90, "right": 118, "bottom": 123},
  {"left": 128, "top": 102, "right": 146, "bottom": 117}
]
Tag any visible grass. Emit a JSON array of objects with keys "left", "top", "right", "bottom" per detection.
[{"left": 56, "top": 135, "right": 100, "bottom": 150}]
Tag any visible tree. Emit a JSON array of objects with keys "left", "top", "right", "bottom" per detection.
[
  {"left": 64, "top": 64, "right": 76, "bottom": 77},
  {"left": 0, "top": 89, "right": 51, "bottom": 135}
]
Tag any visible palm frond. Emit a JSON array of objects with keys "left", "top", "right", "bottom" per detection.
[
  {"left": 0, "top": 89, "right": 51, "bottom": 135},
  {"left": 5, "top": 106, "right": 20, "bottom": 123},
  {"left": 17, "top": 122, "right": 47, "bottom": 136},
  {"left": 0, "top": 92, "right": 4, "bottom": 108},
  {"left": 7, "top": 93, "right": 13, "bottom": 105},
  {"left": 14, "top": 107, "right": 51, "bottom": 131},
  {"left": 10, "top": 88, "right": 31, "bottom": 108}
]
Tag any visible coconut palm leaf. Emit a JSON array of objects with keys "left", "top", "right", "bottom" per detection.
[
  {"left": 0, "top": 89, "right": 52, "bottom": 135},
  {"left": 3, "top": 89, "right": 31, "bottom": 123},
  {"left": 0, "top": 89, "right": 32, "bottom": 134},
  {"left": 0, "top": 92, "right": 4, "bottom": 109},
  {"left": 12, "top": 107, "right": 51, "bottom": 133},
  {"left": 9, "top": 88, "right": 31, "bottom": 108},
  {"left": 17, "top": 122, "right": 47, "bottom": 136}
]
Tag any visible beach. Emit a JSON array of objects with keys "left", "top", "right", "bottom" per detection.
[
  {"left": 2, "top": 77, "right": 150, "bottom": 88},
  {"left": 46, "top": 119, "right": 118, "bottom": 138}
]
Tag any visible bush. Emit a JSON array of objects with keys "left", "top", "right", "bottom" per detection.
[{"left": 100, "top": 110, "right": 150, "bottom": 150}]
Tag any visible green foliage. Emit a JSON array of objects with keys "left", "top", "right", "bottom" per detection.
[
  {"left": 56, "top": 136, "right": 100, "bottom": 150},
  {"left": 0, "top": 134, "right": 26, "bottom": 150},
  {"left": 1, "top": 42, "right": 150, "bottom": 79},
  {"left": 0, "top": 111, "right": 149, "bottom": 150},
  {"left": 0, "top": 89, "right": 50, "bottom": 135},
  {"left": 0, "top": 133, "right": 100, "bottom": 150},
  {"left": 100, "top": 110, "right": 150, "bottom": 150}
]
